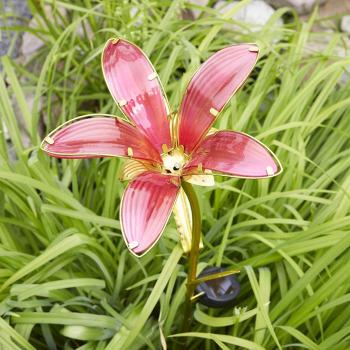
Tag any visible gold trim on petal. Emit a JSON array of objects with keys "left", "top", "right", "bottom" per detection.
[
  {"left": 147, "top": 72, "right": 157, "bottom": 81},
  {"left": 173, "top": 188, "right": 204, "bottom": 253},
  {"left": 209, "top": 107, "right": 219, "bottom": 117},
  {"left": 169, "top": 112, "right": 179, "bottom": 148},
  {"left": 127, "top": 147, "right": 133, "bottom": 157},
  {"left": 249, "top": 46, "right": 259, "bottom": 52},
  {"left": 119, "top": 159, "right": 153, "bottom": 181},
  {"left": 207, "top": 127, "right": 218, "bottom": 136},
  {"left": 183, "top": 174, "right": 215, "bottom": 187},
  {"left": 173, "top": 188, "right": 193, "bottom": 253},
  {"left": 118, "top": 99, "right": 127, "bottom": 106},
  {"left": 128, "top": 241, "right": 139, "bottom": 249},
  {"left": 266, "top": 165, "right": 274, "bottom": 176},
  {"left": 162, "top": 143, "right": 169, "bottom": 154},
  {"left": 44, "top": 136, "right": 54, "bottom": 145}
]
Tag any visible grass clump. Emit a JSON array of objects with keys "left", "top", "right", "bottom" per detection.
[{"left": 1, "top": 0, "right": 350, "bottom": 349}]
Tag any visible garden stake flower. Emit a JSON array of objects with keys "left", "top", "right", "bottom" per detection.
[{"left": 41, "top": 38, "right": 282, "bottom": 330}]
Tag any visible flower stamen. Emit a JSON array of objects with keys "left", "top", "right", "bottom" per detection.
[{"left": 161, "top": 146, "right": 188, "bottom": 175}]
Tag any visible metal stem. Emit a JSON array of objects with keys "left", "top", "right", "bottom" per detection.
[{"left": 181, "top": 181, "right": 202, "bottom": 333}]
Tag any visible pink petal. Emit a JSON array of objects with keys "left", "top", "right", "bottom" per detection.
[
  {"left": 178, "top": 44, "right": 259, "bottom": 153},
  {"left": 102, "top": 39, "right": 171, "bottom": 153},
  {"left": 184, "top": 131, "right": 281, "bottom": 178},
  {"left": 121, "top": 172, "right": 180, "bottom": 256},
  {"left": 41, "top": 115, "right": 162, "bottom": 163}
]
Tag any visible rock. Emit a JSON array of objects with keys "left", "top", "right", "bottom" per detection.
[
  {"left": 21, "top": 5, "right": 93, "bottom": 63},
  {"left": 213, "top": 0, "right": 282, "bottom": 31},
  {"left": 265, "top": 0, "right": 327, "bottom": 15},
  {"left": 0, "top": 0, "right": 31, "bottom": 70},
  {"left": 319, "top": 0, "right": 350, "bottom": 19},
  {"left": 341, "top": 15, "right": 350, "bottom": 33},
  {"left": 21, "top": 26, "right": 44, "bottom": 60},
  {"left": 186, "top": 0, "right": 209, "bottom": 18},
  {"left": 306, "top": 34, "right": 350, "bottom": 86},
  {"left": 129, "top": 6, "right": 144, "bottom": 27},
  {"left": 20, "top": 5, "right": 66, "bottom": 63}
]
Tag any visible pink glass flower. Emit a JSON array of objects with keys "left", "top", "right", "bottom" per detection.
[{"left": 41, "top": 38, "right": 282, "bottom": 257}]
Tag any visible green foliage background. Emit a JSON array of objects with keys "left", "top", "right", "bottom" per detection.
[{"left": 1, "top": 0, "right": 350, "bottom": 349}]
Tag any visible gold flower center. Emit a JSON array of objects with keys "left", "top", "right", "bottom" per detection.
[{"left": 161, "top": 146, "right": 188, "bottom": 175}]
